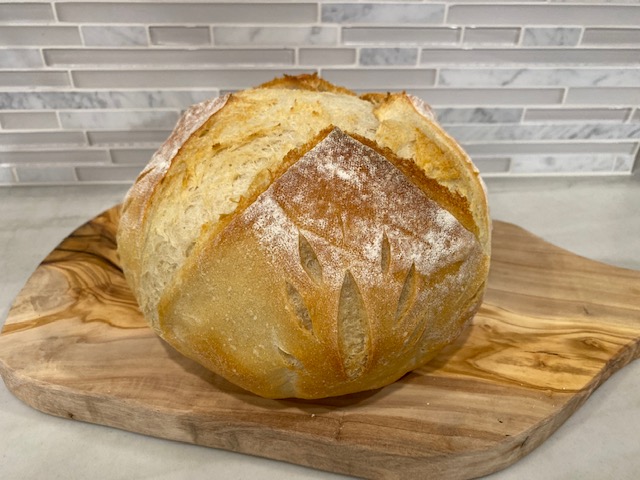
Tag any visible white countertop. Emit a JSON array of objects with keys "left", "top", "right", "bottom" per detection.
[{"left": 1, "top": 177, "right": 639, "bottom": 480}]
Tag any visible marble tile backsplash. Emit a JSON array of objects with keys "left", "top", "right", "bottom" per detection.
[{"left": 0, "top": 1, "right": 638, "bottom": 185}]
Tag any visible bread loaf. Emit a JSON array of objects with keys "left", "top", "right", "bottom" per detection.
[{"left": 117, "top": 74, "right": 491, "bottom": 399}]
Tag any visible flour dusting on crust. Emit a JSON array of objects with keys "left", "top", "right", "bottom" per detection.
[
  {"left": 117, "top": 77, "right": 491, "bottom": 399},
  {"left": 243, "top": 127, "right": 481, "bottom": 305}
]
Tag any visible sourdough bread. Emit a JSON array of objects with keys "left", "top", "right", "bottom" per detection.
[{"left": 117, "top": 74, "right": 491, "bottom": 399}]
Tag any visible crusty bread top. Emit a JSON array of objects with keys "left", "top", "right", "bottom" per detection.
[
  {"left": 259, "top": 73, "right": 356, "bottom": 96},
  {"left": 157, "top": 127, "right": 484, "bottom": 398},
  {"left": 117, "top": 73, "right": 491, "bottom": 398},
  {"left": 118, "top": 73, "right": 490, "bottom": 334}
]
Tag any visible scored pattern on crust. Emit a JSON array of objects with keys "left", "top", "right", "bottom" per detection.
[
  {"left": 236, "top": 128, "right": 482, "bottom": 385},
  {"left": 119, "top": 76, "right": 486, "bottom": 396},
  {"left": 380, "top": 231, "right": 391, "bottom": 274},
  {"left": 337, "top": 270, "right": 370, "bottom": 379},
  {"left": 298, "top": 233, "right": 323, "bottom": 285},
  {"left": 395, "top": 263, "right": 418, "bottom": 323},
  {"left": 285, "top": 281, "right": 314, "bottom": 334},
  {"left": 277, "top": 346, "right": 303, "bottom": 370},
  {"left": 149, "top": 123, "right": 486, "bottom": 398}
]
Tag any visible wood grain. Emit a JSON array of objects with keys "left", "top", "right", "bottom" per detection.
[{"left": 1, "top": 205, "right": 639, "bottom": 480}]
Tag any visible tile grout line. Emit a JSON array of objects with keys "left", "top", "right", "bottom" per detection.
[
  {"left": 50, "top": 1, "right": 59, "bottom": 24},
  {"left": 625, "top": 107, "right": 636, "bottom": 123},
  {"left": 632, "top": 143, "right": 640, "bottom": 174},
  {"left": 144, "top": 24, "right": 152, "bottom": 47},
  {"left": 577, "top": 25, "right": 586, "bottom": 46}
]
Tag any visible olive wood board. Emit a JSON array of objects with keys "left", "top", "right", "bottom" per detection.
[{"left": 1, "top": 205, "right": 639, "bottom": 480}]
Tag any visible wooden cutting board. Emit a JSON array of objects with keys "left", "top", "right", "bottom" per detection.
[{"left": 1, "top": 205, "right": 639, "bottom": 480}]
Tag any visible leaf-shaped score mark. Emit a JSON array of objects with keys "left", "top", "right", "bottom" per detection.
[
  {"left": 338, "top": 271, "right": 370, "bottom": 379},
  {"left": 277, "top": 346, "right": 303, "bottom": 370},
  {"left": 298, "top": 233, "right": 323, "bottom": 284},
  {"left": 280, "top": 282, "right": 313, "bottom": 375},
  {"left": 285, "top": 281, "right": 314, "bottom": 334},
  {"left": 395, "top": 263, "right": 418, "bottom": 322},
  {"left": 380, "top": 231, "right": 391, "bottom": 274}
]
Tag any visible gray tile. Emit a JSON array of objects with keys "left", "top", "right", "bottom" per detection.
[
  {"left": 582, "top": 28, "right": 640, "bottom": 45},
  {"left": 565, "top": 87, "right": 640, "bottom": 105},
  {"left": 57, "top": 3, "right": 316, "bottom": 24},
  {"left": 359, "top": 48, "right": 418, "bottom": 66},
  {"left": 464, "top": 141, "right": 638, "bottom": 156},
  {"left": 438, "top": 68, "right": 640, "bottom": 87},
  {"left": 344, "top": 27, "right": 460, "bottom": 45},
  {"left": 550, "top": 0, "right": 640, "bottom": 3},
  {"left": 632, "top": 110, "right": 640, "bottom": 122},
  {"left": 0, "top": 3, "right": 54, "bottom": 23},
  {"left": 299, "top": 48, "right": 355, "bottom": 66},
  {"left": 110, "top": 148, "right": 156, "bottom": 165},
  {"left": 0, "top": 71, "right": 70, "bottom": 88},
  {"left": 0, "top": 150, "right": 109, "bottom": 164},
  {"left": 59, "top": 110, "right": 179, "bottom": 130},
  {"left": 524, "top": 108, "right": 631, "bottom": 123},
  {"left": 472, "top": 157, "right": 511, "bottom": 174},
  {"left": 0, "top": 131, "right": 86, "bottom": 148},
  {"left": 452, "top": 0, "right": 559, "bottom": 1},
  {"left": 522, "top": 28, "right": 581, "bottom": 47},
  {"left": 421, "top": 48, "right": 640, "bottom": 65},
  {"left": 215, "top": 26, "right": 337, "bottom": 46},
  {"left": 0, "top": 49, "right": 43, "bottom": 68},
  {"left": 445, "top": 123, "right": 640, "bottom": 143},
  {"left": 81, "top": 26, "right": 147, "bottom": 46},
  {"left": 15, "top": 166, "right": 77, "bottom": 184},
  {"left": 76, "top": 165, "right": 143, "bottom": 183},
  {"left": 0, "top": 112, "right": 59, "bottom": 130},
  {"left": 150, "top": 27, "right": 210, "bottom": 46},
  {"left": 406, "top": 88, "right": 563, "bottom": 106},
  {"left": 0, "top": 166, "right": 15, "bottom": 185},
  {"left": 0, "top": 26, "right": 81, "bottom": 46},
  {"left": 510, "top": 154, "right": 615, "bottom": 174},
  {"left": 463, "top": 28, "right": 520, "bottom": 45},
  {"left": 613, "top": 155, "right": 635, "bottom": 173},
  {"left": 0, "top": 90, "right": 215, "bottom": 110},
  {"left": 322, "top": 3, "right": 444, "bottom": 24},
  {"left": 45, "top": 48, "right": 293, "bottom": 66},
  {"left": 71, "top": 68, "right": 313, "bottom": 88},
  {"left": 448, "top": 5, "right": 640, "bottom": 26},
  {"left": 434, "top": 108, "right": 523, "bottom": 124},
  {"left": 321, "top": 68, "right": 435, "bottom": 89},
  {"left": 88, "top": 130, "right": 170, "bottom": 146}
]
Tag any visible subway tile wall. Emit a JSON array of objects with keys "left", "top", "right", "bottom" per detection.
[{"left": 0, "top": 0, "right": 639, "bottom": 185}]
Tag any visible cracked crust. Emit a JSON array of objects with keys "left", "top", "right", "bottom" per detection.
[{"left": 117, "top": 74, "right": 491, "bottom": 399}]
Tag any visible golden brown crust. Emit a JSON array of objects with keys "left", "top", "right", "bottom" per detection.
[
  {"left": 370, "top": 92, "right": 491, "bottom": 254},
  {"left": 200, "top": 126, "right": 341, "bottom": 247},
  {"left": 117, "top": 75, "right": 491, "bottom": 399},
  {"left": 160, "top": 128, "right": 486, "bottom": 398},
  {"left": 348, "top": 131, "right": 478, "bottom": 238},
  {"left": 359, "top": 92, "right": 392, "bottom": 109},
  {"left": 117, "top": 94, "right": 230, "bottom": 307},
  {"left": 259, "top": 72, "right": 356, "bottom": 96}
]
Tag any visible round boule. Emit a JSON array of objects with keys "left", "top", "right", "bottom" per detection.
[{"left": 117, "top": 74, "right": 491, "bottom": 399}]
